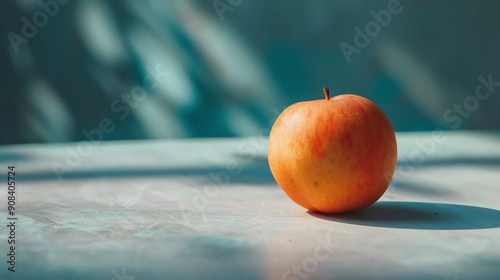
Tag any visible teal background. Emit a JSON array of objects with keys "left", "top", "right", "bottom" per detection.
[{"left": 1, "top": 0, "right": 499, "bottom": 144}]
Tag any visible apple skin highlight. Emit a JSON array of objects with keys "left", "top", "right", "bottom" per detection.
[{"left": 268, "top": 91, "right": 397, "bottom": 214}]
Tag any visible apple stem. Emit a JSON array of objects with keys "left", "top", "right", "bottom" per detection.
[{"left": 323, "top": 87, "right": 330, "bottom": 100}]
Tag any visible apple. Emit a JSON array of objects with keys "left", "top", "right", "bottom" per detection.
[{"left": 268, "top": 87, "right": 397, "bottom": 213}]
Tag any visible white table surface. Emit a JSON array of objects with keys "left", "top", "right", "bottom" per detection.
[{"left": 1, "top": 131, "right": 499, "bottom": 280}]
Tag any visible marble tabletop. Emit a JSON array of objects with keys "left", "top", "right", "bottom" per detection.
[{"left": 0, "top": 131, "right": 499, "bottom": 280}]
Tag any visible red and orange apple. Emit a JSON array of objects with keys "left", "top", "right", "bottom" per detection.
[{"left": 268, "top": 88, "right": 397, "bottom": 213}]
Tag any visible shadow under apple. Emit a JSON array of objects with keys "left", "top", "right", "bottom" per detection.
[{"left": 308, "top": 201, "right": 500, "bottom": 230}]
